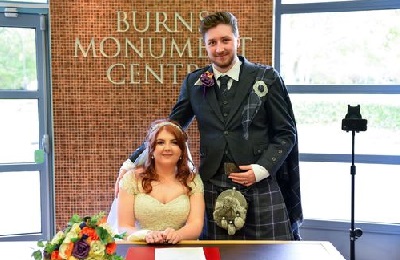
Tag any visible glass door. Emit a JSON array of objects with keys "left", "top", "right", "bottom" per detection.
[{"left": 0, "top": 11, "right": 53, "bottom": 242}]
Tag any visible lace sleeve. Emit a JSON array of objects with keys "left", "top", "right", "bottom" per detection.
[
  {"left": 119, "top": 170, "right": 138, "bottom": 195},
  {"left": 189, "top": 174, "right": 204, "bottom": 195}
]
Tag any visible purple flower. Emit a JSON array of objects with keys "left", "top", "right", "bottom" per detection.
[
  {"left": 72, "top": 239, "right": 90, "bottom": 259},
  {"left": 200, "top": 71, "right": 215, "bottom": 87},
  {"left": 43, "top": 251, "right": 51, "bottom": 260},
  {"left": 199, "top": 71, "right": 215, "bottom": 96}
]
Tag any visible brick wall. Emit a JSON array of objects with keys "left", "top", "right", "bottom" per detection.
[{"left": 50, "top": 0, "right": 273, "bottom": 229}]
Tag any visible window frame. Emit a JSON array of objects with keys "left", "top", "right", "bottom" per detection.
[
  {"left": 274, "top": 0, "right": 400, "bottom": 234},
  {"left": 0, "top": 3, "right": 54, "bottom": 242}
]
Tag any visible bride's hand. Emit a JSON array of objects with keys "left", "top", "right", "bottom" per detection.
[
  {"left": 145, "top": 231, "right": 165, "bottom": 244},
  {"left": 162, "top": 228, "right": 182, "bottom": 244}
]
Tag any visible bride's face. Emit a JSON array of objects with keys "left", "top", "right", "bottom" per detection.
[{"left": 152, "top": 129, "right": 182, "bottom": 166}]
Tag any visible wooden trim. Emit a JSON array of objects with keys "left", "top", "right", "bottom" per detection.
[{"left": 118, "top": 239, "right": 331, "bottom": 245}]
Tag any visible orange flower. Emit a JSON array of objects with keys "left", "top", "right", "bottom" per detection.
[
  {"left": 50, "top": 250, "right": 60, "bottom": 260},
  {"left": 106, "top": 242, "right": 117, "bottom": 255},
  {"left": 81, "top": 227, "right": 99, "bottom": 240},
  {"left": 65, "top": 242, "right": 74, "bottom": 258},
  {"left": 98, "top": 216, "right": 107, "bottom": 225}
]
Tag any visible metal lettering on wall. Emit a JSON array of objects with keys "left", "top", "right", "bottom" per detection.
[{"left": 73, "top": 11, "right": 252, "bottom": 85}]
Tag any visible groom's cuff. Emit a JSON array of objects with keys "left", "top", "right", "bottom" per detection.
[{"left": 251, "top": 164, "right": 270, "bottom": 182}]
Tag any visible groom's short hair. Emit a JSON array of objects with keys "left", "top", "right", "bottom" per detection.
[{"left": 199, "top": 11, "right": 239, "bottom": 39}]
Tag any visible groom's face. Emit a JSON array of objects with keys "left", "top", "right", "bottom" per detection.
[{"left": 204, "top": 24, "right": 240, "bottom": 73}]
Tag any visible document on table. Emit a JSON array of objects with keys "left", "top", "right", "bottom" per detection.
[{"left": 155, "top": 247, "right": 206, "bottom": 260}]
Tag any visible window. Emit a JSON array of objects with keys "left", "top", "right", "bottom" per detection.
[
  {"left": 0, "top": 8, "right": 53, "bottom": 243},
  {"left": 275, "top": 0, "right": 400, "bottom": 225},
  {"left": 1, "top": 0, "right": 47, "bottom": 3},
  {"left": 280, "top": 10, "right": 400, "bottom": 85}
]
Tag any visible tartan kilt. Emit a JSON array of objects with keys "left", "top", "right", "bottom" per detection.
[{"left": 201, "top": 175, "right": 293, "bottom": 240}]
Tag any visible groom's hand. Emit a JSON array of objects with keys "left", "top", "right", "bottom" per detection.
[
  {"left": 228, "top": 165, "right": 256, "bottom": 186},
  {"left": 115, "top": 166, "right": 145, "bottom": 197},
  {"left": 114, "top": 167, "right": 128, "bottom": 198}
]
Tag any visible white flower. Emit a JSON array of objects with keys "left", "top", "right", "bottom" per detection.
[
  {"left": 89, "top": 240, "right": 106, "bottom": 258},
  {"left": 70, "top": 223, "right": 81, "bottom": 233},
  {"left": 99, "top": 222, "right": 115, "bottom": 236},
  {"left": 63, "top": 229, "right": 79, "bottom": 243},
  {"left": 252, "top": 80, "right": 268, "bottom": 98},
  {"left": 50, "top": 231, "right": 65, "bottom": 244}
]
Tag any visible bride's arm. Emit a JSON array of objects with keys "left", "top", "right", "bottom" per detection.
[
  {"left": 117, "top": 170, "right": 147, "bottom": 237},
  {"left": 117, "top": 187, "right": 139, "bottom": 236}
]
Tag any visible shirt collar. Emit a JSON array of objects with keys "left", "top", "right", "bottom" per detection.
[{"left": 212, "top": 56, "right": 241, "bottom": 82}]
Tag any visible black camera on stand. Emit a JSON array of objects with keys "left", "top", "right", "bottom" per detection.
[
  {"left": 341, "top": 104, "right": 367, "bottom": 260},
  {"left": 342, "top": 105, "right": 367, "bottom": 132}
]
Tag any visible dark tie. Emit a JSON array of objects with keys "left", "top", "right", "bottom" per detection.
[{"left": 219, "top": 75, "right": 230, "bottom": 94}]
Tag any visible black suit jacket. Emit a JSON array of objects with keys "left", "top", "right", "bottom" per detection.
[
  {"left": 129, "top": 56, "right": 303, "bottom": 235},
  {"left": 169, "top": 56, "right": 296, "bottom": 180}
]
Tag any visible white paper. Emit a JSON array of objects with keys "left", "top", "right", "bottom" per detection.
[{"left": 155, "top": 247, "right": 206, "bottom": 260}]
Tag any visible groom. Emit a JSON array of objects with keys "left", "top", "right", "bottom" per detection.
[{"left": 122, "top": 11, "right": 302, "bottom": 240}]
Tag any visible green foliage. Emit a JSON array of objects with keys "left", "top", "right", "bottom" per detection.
[
  {"left": 68, "top": 214, "right": 82, "bottom": 225},
  {"left": 0, "top": 27, "right": 37, "bottom": 90},
  {"left": 88, "top": 212, "right": 106, "bottom": 227},
  {"left": 31, "top": 240, "right": 47, "bottom": 260},
  {"left": 114, "top": 232, "right": 126, "bottom": 240},
  {"left": 97, "top": 226, "right": 112, "bottom": 244},
  {"left": 294, "top": 101, "right": 400, "bottom": 130},
  {"left": 31, "top": 249, "right": 43, "bottom": 260}
]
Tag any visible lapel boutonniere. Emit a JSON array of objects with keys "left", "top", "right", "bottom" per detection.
[
  {"left": 195, "top": 71, "right": 215, "bottom": 96},
  {"left": 252, "top": 80, "right": 268, "bottom": 98}
]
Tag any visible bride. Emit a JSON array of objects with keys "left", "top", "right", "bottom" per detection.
[{"left": 107, "top": 119, "right": 204, "bottom": 244}]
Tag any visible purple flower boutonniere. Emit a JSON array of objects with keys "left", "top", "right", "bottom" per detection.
[{"left": 198, "top": 71, "right": 215, "bottom": 96}]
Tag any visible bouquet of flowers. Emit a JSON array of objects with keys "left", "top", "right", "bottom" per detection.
[{"left": 32, "top": 212, "right": 125, "bottom": 260}]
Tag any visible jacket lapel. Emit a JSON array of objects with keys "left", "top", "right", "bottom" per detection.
[
  {"left": 225, "top": 58, "right": 258, "bottom": 126},
  {"left": 203, "top": 67, "right": 225, "bottom": 123}
]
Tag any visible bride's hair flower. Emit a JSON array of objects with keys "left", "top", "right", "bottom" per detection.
[{"left": 32, "top": 212, "right": 125, "bottom": 260}]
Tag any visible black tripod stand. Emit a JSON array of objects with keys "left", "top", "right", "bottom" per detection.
[{"left": 342, "top": 105, "right": 367, "bottom": 260}]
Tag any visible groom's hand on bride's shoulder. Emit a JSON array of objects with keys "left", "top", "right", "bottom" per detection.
[
  {"left": 114, "top": 165, "right": 145, "bottom": 198},
  {"left": 114, "top": 167, "right": 128, "bottom": 198},
  {"left": 114, "top": 159, "right": 135, "bottom": 197}
]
